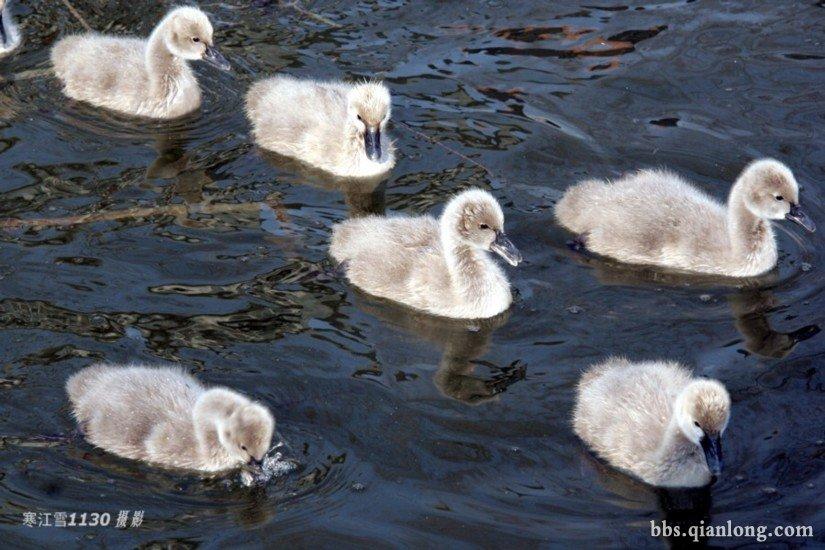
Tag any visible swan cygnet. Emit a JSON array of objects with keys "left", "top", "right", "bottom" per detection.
[
  {"left": 573, "top": 358, "right": 731, "bottom": 488},
  {"left": 330, "top": 188, "right": 523, "bottom": 319},
  {"left": 0, "top": 0, "right": 21, "bottom": 56},
  {"left": 51, "top": 7, "right": 230, "bottom": 119},
  {"left": 555, "top": 159, "right": 816, "bottom": 277},
  {"left": 66, "top": 364, "right": 274, "bottom": 474},
  {"left": 246, "top": 76, "right": 395, "bottom": 178}
]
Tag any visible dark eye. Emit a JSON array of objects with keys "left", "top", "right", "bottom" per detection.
[
  {"left": 357, "top": 114, "right": 363, "bottom": 121},
  {"left": 241, "top": 445, "right": 247, "bottom": 451},
  {"left": 192, "top": 37, "right": 201, "bottom": 43},
  {"left": 693, "top": 421, "right": 700, "bottom": 427},
  {"left": 479, "top": 224, "right": 489, "bottom": 230},
  {"left": 775, "top": 195, "right": 784, "bottom": 201}
]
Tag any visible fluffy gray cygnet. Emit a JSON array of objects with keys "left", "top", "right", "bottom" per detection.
[
  {"left": 246, "top": 76, "right": 395, "bottom": 178},
  {"left": 51, "top": 7, "right": 230, "bottom": 119},
  {"left": 573, "top": 358, "right": 731, "bottom": 488},
  {"left": 66, "top": 364, "right": 274, "bottom": 473},
  {"left": 330, "top": 188, "right": 523, "bottom": 319},
  {"left": 556, "top": 159, "right": 816, "bottom": 277}
]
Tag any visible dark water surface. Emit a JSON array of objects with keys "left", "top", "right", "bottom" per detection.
[{"left": 0, "top": 0, "right": 823, "bottom": 547}]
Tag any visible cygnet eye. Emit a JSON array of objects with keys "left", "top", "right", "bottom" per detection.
[
  {"left": 356, "top": 114, "right": 363, "bottom": 122},
  {"left": 775, "top": 195, "right": 784, "bottom": 201},
  {"left": 192, "top": 37, "right": 201, "bottom": 43},
  {"left": 693, "top": 421, "right": 700, "bottom": 428},
  {"left": 479, "top": 224, "right": 490, "bottom": 230},
  {"left": 241, "top": 445, "right": 247, "bottom": 451}
]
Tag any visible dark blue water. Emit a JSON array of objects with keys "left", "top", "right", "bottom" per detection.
[{"left": 0, "top": 0, "right": 822, "bottom": 547}]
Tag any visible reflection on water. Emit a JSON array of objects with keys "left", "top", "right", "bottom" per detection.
[
  {"left": 145, "top": 132, "right": 192, "bottom": 181},
  {"left": 259, "top": 149, "right": 388, "bottom": 218},
  {"left": 0, "top": 0, "right": 823, "bottom": 546},
  {"left": 580, "top": 449, "right": 714, "bottom": 548},
  {"left": 729, "top": 290, "right": 820, "bottom": 359},
  {"left": 0, "top": 295, "right": 317, "bottom": 357},
  {"left": 570, "top": 252, "right": 821, "bottom": 359},
  {"left": 352, "top": 294, "right": 525, "bottom": 404}
]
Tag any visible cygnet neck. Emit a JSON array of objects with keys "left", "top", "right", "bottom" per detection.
[
  {"left": 727, "top": 176, "right": 775, "bottom": 261},
  {"left": 192, "top": 390, "right": 233, "bottom": 459},
  {"left": 440, "top": 219, "right": 497, "bottom": 297},
  {"left": 145, "top": 18, "right": 189, "bottom": 95},
  {"left": 655, "top": 410, "right": 695, "bottom": 468},
  {"left": 342, "top": 116, "right": 365, "bottom": 162}
]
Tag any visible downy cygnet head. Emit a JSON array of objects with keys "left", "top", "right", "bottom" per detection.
[
  {"left": 739, "top": 158, "right": 815, "bottom": 232},
  {"left": 163, "top": 7, "right": 230, "bottom": 71},
  {"left": 443, "top": 189, "right": 523, "bottom": 266},
  {"left": 674, "top": 379, "right": 731, "bottom": 480},
  {"left": 215, "top": 397, "right": 275, "bottom": 468},
  {"left": 347, "top": 82, "right": 391, "bottom": 163}
]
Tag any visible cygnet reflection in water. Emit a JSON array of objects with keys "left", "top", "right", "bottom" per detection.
[
  {"left": 577, "top": 448, "right": 713, "bottom": 548},
  {"left": 565, "top": 253, "right": 820, "bottom": 358},
  {"left": 729, "top": 290, "right": 820, "bottom": 359},
  {"left": 351, "top": 289, "right": 525, "bottom": 404},
  {"left": 145, "top": 132, "right": 193, "bottom": 181},
  {"left": 259, "top": 149, "right": 387, "bottom": 218}
]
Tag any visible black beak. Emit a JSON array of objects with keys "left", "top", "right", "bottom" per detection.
[
  {"left": 788, "top": 324, "right": 821, "bottom": 345},
  {"left": 203, "top": 44, "right": 231, "bottom": 71},
  {"left": 364, "top": 127, "right": 382, "bottom": 161},
  {"left": 247, "top": 456, "right": 263, "bottom": 468},
  {"left": 700, "top": 434, "right": 723, "bottom": 479},
  {"left": 786, "top": 203, "right": 816, "bottom": 232},
  {"left": 490, "top": 231, "right": 523, "bottom": 266}
]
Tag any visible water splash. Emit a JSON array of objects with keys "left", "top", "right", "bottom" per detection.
[{"left": 238, "top": 441, "right": 300, "bottom": 488}]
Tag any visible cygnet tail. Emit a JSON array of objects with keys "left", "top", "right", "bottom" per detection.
[
  {"left": 65, "top": 364, "right": 110, "bottom": 405},
  {"left": 577, "top": 366, "right": 603, "bottom": 388},
  {"left": 328, "top": 221, "right": 358, "bottom": 264},
  {"left": 577, "top": 356, "right": 631, "bottom": 388},
  {"left": 50, "top": 35, "right": 83, "bottom": 79},
  {"left": 554, "top": 179, "right": 605, "bottom": 234},
  {"left": 244, "top": 81, "right": 267, "bottom": 117}
]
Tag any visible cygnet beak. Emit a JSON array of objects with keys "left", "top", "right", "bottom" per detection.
[
  {"left": 490, "top": 231, "right": 523, "bottom": 266},
  {"left": 203, "top": 44, "right": 231, "bottom": 71},
  {"left": 364, "top": 127, "right": 382, "bottom": 162},
  {"left": 786, "top": 203, "right": 816, "bottom": 233},
  {"left": 700, "top": 434, "right": 723, "bottom": 479},
  {"left": 247, "top": 456, "right": 264, "bottom": 470},
  {"left": 788, "top": 324, "right": 821, "bottom": 345}
]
